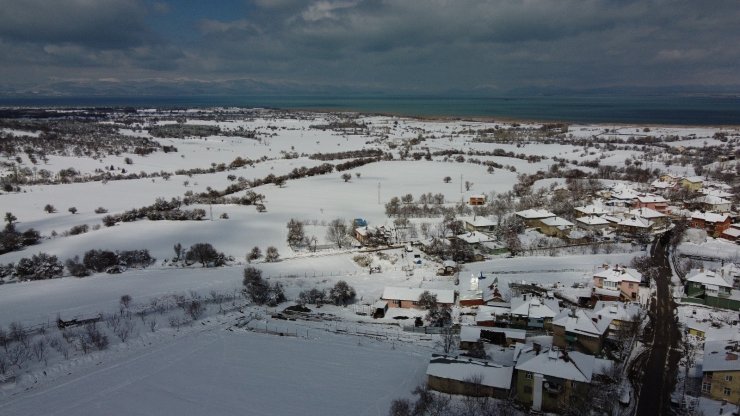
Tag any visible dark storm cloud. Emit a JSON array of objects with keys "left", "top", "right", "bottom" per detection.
[
  {"left": 1, "top": 0, "right": 739, "bottom": 95},
  {"left": 0, "top": 0, "right": 151, "bottom": 49}
]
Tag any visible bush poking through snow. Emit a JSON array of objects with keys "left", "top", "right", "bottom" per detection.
[
  {"left": 264, "top": 246, "right": 280, "bottom": 262},
  {"left": 185, "top": 243, "right": 226, "bottom": 267},
  {"left": 328, "top": 281, "right": 356, "bottom": 306},
  {"left": 243, "top": 267, "right": 285, "bottom": 306}
]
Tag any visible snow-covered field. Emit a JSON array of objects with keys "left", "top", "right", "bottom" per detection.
[
  {"left": 1, "top": 109, "right": 737, "bottom": 414},
  {"left": 0, "top": 314, "right": 428, "bottom": 416}
]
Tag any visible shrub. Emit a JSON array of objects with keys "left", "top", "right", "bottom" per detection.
[
  {"left": 65, "top": 256, "right": 90, "bottom": 277},
  {"left": 264, "top": 246, "right": 280, "bottom": 262},
  {"left": 94, "top": 207, "right": 108, "bottom": 214},
  {"left": 328, "top": 281, "right": 356, "bottom": 306},
  {"left": 14, "top": 253, "right": 64, "bottom": 280},
  {"left": 43, "top": 204, "right": 56, "bottom": 213},
  {"left": 69, "top": 224, "right": 89, "bottom": 235},
  {"left": 83, "top": 249, "right": 119, "bottom": 273},
  {"left": 117, "top": 249, "right": 154, "bottom": 268},
  {"left": 185, "top": 243, "right": 225, "bottom": 267}
]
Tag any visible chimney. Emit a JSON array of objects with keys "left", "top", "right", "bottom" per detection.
[{"left": 533, "top": 343, "right": 541, "bottom": 355}]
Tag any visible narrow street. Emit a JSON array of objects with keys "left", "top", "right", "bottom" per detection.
[{"left": 634, "top": 232, "right": 682, "bottom": 415}]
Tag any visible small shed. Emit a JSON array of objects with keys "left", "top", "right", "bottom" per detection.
[{"left": 372, "top": 301, "right": 389, "bottom": 318}]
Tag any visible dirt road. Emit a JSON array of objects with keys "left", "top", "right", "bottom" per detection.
[{"left": 634, "top": 233, "right": 682, "bottom": 415}]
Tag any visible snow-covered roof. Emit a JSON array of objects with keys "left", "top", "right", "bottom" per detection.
[
  {"left": 381, "top": 287, "right": 455, "bottom": 304},
  {"left": 514, "top": 345, "right": 599, "bottom": 383},
  {"left": 456, "top": 231, "right": 494, "bottom": 244},
  {"left": 539, "top": 216, "right": 574, "bottom": 228},
  {"left": 593, "top": 301, "right": 641, "bottom": 323},
  {"left": 593, "top": 266, "right": 642, "bottom": 283},
  {"left": 575, "top": 201, "right": 608, "bottom": 216},
  {"left": 461, "top": 216, "right": 496, "bottom": 228},
  {"left": 691, "top": 211, "right": 730, "bottom": 223},
  {"left": 510, "top": 295, "right": 560, "bottom": 319},
  {"left": 442, "top": 260, "right": 458, "bottom": 268},
  {"left": 618, "top": 216, "right": 653, "bottom": 228},
  {"left": 515, "top": 209, "right": 555, "bottom": 219},
  {"left": 628, "top": 207, "right": 666, "bottom": 219},
  {"left": 576, "top": 216, "right": 610, "bottom": 226},
  {"left": 650, "top": 180, "right": 673, "bottom": 189},
  {"left": 701, "top": 189, "right": 734, "bottom": 199},
  {"left": 703, "top": 340, "right": 740, "bottom": 373},
  {"left": 687, "top": 269, "right": 733, "bottom": 288},
  {"left": 722, "top": 228, "right": 740, "bottom": 238},
  {"left": 683, "top": 176, "right": 704, "bottom": 183},
  {"left": 475, "top": 304, "right": 512, "bottom": 323},
  {"left": 601, "top": 214, "right": 622, "bottom": 224},
  {"left": 459, "top": 326, "right": 526, "bottom": 343},
  {"left": 426, "top": 356, "right": 513, "bottom": 389},
  {"left": 552, "top": 309, "right": 611, "bottom": 337},
  {"left": 635, "top": 194, "right": 667, "bottom": 204},
  {"left": 697, "top": 195, "right": 732, "bottom": 205}
]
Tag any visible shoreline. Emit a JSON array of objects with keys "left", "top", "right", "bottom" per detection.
[
  {"left": 273, "top": 106, "right": 740, "bottom": 129},
  {"left": 2, "top": 102, "right": 740, "bottom": 129}
]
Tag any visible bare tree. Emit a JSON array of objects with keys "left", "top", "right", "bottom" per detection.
[
  {"left": 326, "top": 218, "right": 349, "bottom": 248},
  {"left": 31, "top": 339, "right": 46, "bottom": 361},
  {"left": 120, "top": 294, "right": 132, "bottom": 310},
  {"left": 439, "top": 326, "right": 459, "bottom": 354},
  {"left": 114, "top": 318, "right": 135, "bottom": 342}
]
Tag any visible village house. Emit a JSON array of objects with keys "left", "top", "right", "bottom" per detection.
[
  {"left": 468, "top": 194, "right": 487, "bottom": 206},
  {"left": 592, "top": 301, "right": 642, "bottom": 336},
  {"left": 628, "top": 207, "right": 670, "bottom": 228},
  {"left": 462, "top": 216, "right": 496, "bottom": 232},
  {"left": 475, "top": 304, "right": 512, "bottom": 327},
  {"left": 720, "top": 224, "right": 740, "bottom": 242},
  {"left": 354, "top": 225, "right": 390, "bottom": 246},
  {"left": 575, "top": 215, "right": 611, "bottom": 232},
  {"left": 456, "top": 231, "right": 495, "bottom": 249},
  {"left": 690, "top": 211, "right": 732, "bottom": 237},
  {"left": 509, "top": 294, "right": 560, "bottom": 330},
  {"left": 574, "top": 201, "right": 609, "bottom": 217},
  {"left": 537, "top": 216, "right": 575, "bottom": 238},
  {"left": 551, "top": 308, "right": 611, "bottom": 354},
  {"left": 459, "top": 325, "right": 526, "bottom": 349},
  {"left": 692, "top": 194, "right": 732, "bottom": 213},
  {"left": 702, "top": 340, "right": 740, "bottom": 403},
  {"left": 426, "top": 355, "right": 513, "bottom": 398},
  {"left": 659, "top": 173, "right": 681, "bottom": 184},
  {"left": 633, "top": 194, "right": 670, "bottom": 214},
  {"left": 380, "top": 287, "right": 456, "bottom": 309},
  {"left": 615, "top": 215, "right": 653, "bottom": 236},
  {"left": 650, "top": 178, "right": 674, "bottom": 192},
  {"left": 515, "top": 209, "right": 556, "bottom": 228},
  {"left": 684, "top": 266, "right": 740, "bottom": 311},
  {"left": 514, "top": 344, "right": 612, "bottom": 412},
  {"left": 681, "top": 176, "right": 704, "bottom": 191},
  {"left": 592, "top": 265, "right": 642, "bottom": 301},
  {"left": 436, "top": 260, "right": 458, "bottom": 276}
]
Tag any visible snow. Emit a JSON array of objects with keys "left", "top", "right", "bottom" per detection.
[
  {"left": 0, "top": 322, "right": 428, "bottom": 416},
  {"left": 426, "top": 356, "right": 513, "bottom": 389}
]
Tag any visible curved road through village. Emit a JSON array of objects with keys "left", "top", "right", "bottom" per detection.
[{"left": 634, "top": 232, "right": 682, "bottom": 415}]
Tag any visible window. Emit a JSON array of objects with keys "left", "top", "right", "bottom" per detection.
[
  {"left": 525, "top": 372, "right": 533, "bottom": 380},
  {"left": 702, "top": 383, "right": 711, "bottom": 393},
  {"left": 724, "top": 388, "right": 731, "bottom": 396},
  {"left": 725, "top": 375, "right": 733, "bottom": 382}
]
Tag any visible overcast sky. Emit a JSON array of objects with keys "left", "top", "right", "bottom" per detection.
[{"left": 1, "top": 0, "right": 738, "bottom": 96}]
